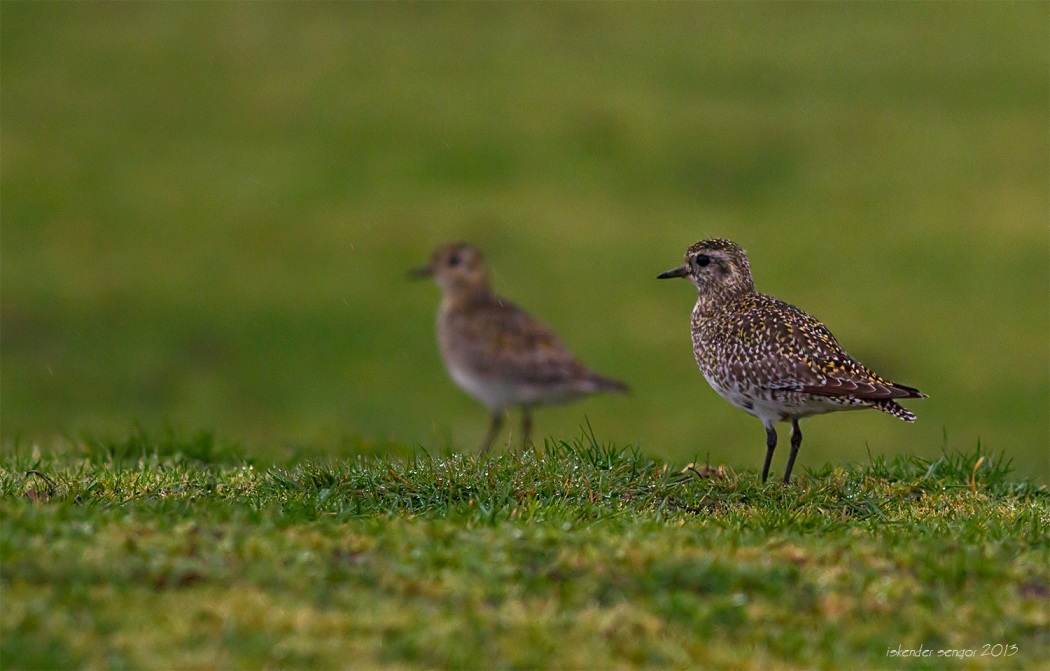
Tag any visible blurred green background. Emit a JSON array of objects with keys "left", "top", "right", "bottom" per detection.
[{"left": 2, "top": 2, "right": 1047, "bottom": 482}]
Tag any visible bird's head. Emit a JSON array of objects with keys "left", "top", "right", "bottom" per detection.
[
  {"left": 657, "top": 238, "right": 755, "bottom": 298},
  {"left": 411, "top": 242, "right": 490, "bottom": 295}
]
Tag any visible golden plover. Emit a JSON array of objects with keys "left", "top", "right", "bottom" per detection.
[
  {"left": 414, "top": 242, "right": 628, "bottom": 452},
  {"left": 658, "top": 238, "right": 925, "bottom": 483}
]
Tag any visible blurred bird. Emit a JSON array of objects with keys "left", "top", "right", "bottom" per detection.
[
  {"left": 413, "top": 242, "right": 628, "bottom": 451},
  {"left": 658, "top": 238, "right": 925, "bottom": 483}
]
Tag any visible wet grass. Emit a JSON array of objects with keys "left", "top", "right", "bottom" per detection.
[{"left": 2, "top": 431, "right": 1047, "bottom": 669}]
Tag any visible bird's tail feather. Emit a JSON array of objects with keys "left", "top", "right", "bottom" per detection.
[
  {"left": 873, "top": 399, "right": 917, "bottom": 422},
  {"left": 581, "top": 373, "right": 630, "bottom": 395}
]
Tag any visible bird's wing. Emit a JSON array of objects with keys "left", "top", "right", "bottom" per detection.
[
  {"left": 756, "top": 304, "right": 923, "bottom": 400},
  {"left": 452, "top": 296, "right": 592, "bottom": 386},
  {"left": 788, "top": 361, "right": 922, "bottom": 400}
]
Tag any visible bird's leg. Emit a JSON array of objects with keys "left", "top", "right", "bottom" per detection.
[
  {"left": 783, "top": 419, "right": 802, "bottom": 483},
  {"left": 521, "top": 407, "right": 533, "bottom": 450},
  {"left": 762, "top": 425, "right": 777, "bottom": 483},
  {"left": 480, "top": 411, "right": 503, "bottom": 454}
]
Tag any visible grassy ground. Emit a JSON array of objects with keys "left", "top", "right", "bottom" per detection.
[
  {"left": 1, "top": 431, "right": 1047, "bottom": 669},
  {"left": 1, "top": 2, "right": 1048, "bottom": 482}
]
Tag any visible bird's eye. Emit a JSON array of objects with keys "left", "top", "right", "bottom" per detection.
[
  {"left": 695, "top": 254, "right": 711, "bottom": 267},
  {"left": 448, "top": 254, "right": 461, "bottom": 267}
]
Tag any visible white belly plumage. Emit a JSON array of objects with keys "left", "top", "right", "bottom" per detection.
[
  {"left": 447, "top": 364, "right": 578, "bottom": 410},
  {"left": 704, "top": 374, "right": 861, "bottom": 425}
]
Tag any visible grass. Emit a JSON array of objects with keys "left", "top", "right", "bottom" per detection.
[
  {"left": 2, "top": 430, "right": 1047, "bottom": 669},
  {"left": 1, "top": 2, "right": 1048, "bottom": 482}
]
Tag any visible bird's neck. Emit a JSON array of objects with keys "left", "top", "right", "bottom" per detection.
[
  {"left": 442, "top": 281, "right": 495, "bottom": 312},
  {"left": 692, "top": 284, "right": 753, "bottom": 320}
]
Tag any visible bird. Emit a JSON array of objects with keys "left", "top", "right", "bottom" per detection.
[
  {"left": 657, "top": 238, "right": 925, "bottom": 483},
  {"left": 413, "top": 242, "right": 628, "bottom": 452}
]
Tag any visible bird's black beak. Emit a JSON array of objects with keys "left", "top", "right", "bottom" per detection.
[
  {"left": 408, "top": 265, "right": 432, "bottom": 280},
  {"left": 657, "top": 265, "right": 690, "bottom": 280}
]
